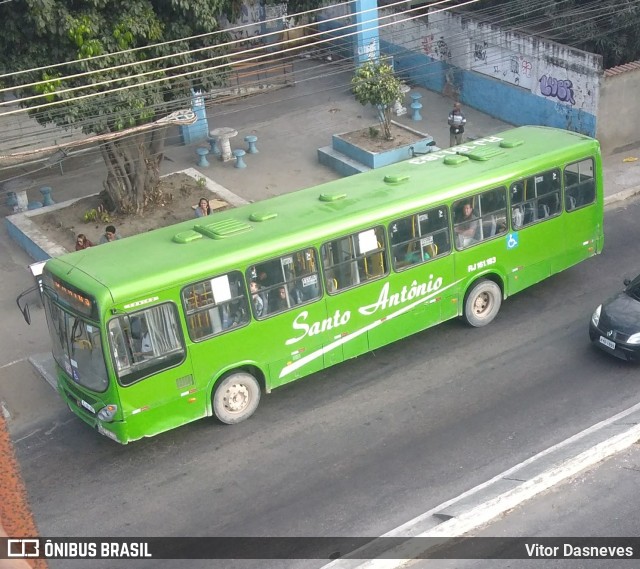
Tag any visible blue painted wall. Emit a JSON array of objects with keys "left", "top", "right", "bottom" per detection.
[
  {"left": 383, "top": 41, "right": 596, "bottom": 137},
  {"left": 318, "top": 20, "right": 596, "bottom": 137}
]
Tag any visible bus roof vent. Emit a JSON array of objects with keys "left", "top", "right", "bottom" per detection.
[
  {"left": 458, "top": 147, "right": 504, "bottom": 161},
  {"left": 319, "top": 192, "right": 347, "bottom": 202},
  {"left": 444, "top": 155, "right": 469, "bottom": 166},
  {"left": 193, "top": 219, "right": 252, "bottom": 239},
  {"left": 249, "top": 211, "right": 278, "bottom": 222},
  {"left": 500, "top": 139, "right": 524, "bottom": 148},
  {"left": 383, "top": 174, "right": 410, "bottom": 185},
  {"left": 173, "top": 230, "right": 203, "bottom": 244}
]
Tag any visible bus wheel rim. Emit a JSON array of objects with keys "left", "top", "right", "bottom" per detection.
[
  {"left": 474, "top": 292, "right": 491, "bottom": 316},
  {"left": 223, "top": 382, "right": 250, "bottom": 413}
]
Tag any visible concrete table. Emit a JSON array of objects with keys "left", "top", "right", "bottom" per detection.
[{"left": 209, "top": 127, "right": 238, "bottom": 162}]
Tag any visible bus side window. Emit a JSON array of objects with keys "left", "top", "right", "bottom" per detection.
[
  {"left": 321, "top": 227, "right": 387, "bottom": 291},
  {"left": 510, "top": 170, "right": 560, "bottom": 229},
  {"left": 476, "top": 187, "right": 507, "bottom": 241},
  {"left": 390, "top": 206, "right": 450, "bottom": 271},
  {"left": 564, "top": 158, "right": 595, "bottom": 211},
  {"left": 248, "top": 248, "right": 322, "bottom": 316},
  {"left": 182, "top": 271, "right": 250, "bottom": 340},
  {"left": 109, "top": 303, "right": 186, "bottom": 386}
]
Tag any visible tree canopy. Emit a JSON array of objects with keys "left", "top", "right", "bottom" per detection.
[
  {"left": 0, "top": 0, "right": 240, "bottom": 212},
  {"left": 352, "top": 61, "right": 403, "bottom": 140}
]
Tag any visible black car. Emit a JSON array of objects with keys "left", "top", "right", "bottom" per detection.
[{"left": 589, "top": 275, "right": 640, "bottom": 361}]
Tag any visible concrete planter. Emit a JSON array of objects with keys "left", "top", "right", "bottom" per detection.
[{"left": 332, "top": 121, "right": 434, "bottom": 169}]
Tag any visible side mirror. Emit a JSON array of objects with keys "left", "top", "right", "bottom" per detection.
[
  {"left": 623, "top": 278, "right": 631, "bottom": 287},
  {"left": 16, "top": 285, "right": 38, "bottom": 325}
]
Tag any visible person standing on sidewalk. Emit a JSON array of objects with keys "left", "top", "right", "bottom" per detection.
[{"left": 448, "top": 102, "right": 466, "bottom": 147}]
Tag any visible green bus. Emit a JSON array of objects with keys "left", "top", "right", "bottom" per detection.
[{"left": 33, "top": 126, "right": 603, "bottom": 443}]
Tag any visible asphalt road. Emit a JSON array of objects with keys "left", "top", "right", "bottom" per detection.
[{"left": 9, "top": 198, "right": 640, "bottom": 569}]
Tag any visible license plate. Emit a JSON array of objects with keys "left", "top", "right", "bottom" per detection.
[{"left": 599, "top": 336, "right": 616, "bottom": 350}]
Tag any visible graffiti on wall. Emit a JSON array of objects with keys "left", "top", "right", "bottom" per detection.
[
  {"left": 538, "top": 75, "right": 576, "bottom": 105},
  {"left": 422, "top": 35, "right": 451, "bottom": 61},
  {"left": 358, "top": 38, "right": 379, "bottom": 61},
  {"left": 470, "top": 41, "right": 534, "bottom": 90}
]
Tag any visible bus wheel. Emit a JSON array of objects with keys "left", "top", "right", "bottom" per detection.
[
  {"left": 463, "top": 279, "right": 502, "bottom": 327},
  {"left": 212, "top": 372, "right": 261, "bottom": 425}
]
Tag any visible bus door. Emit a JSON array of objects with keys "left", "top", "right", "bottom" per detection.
[
  {"left": 561, "top": 157, "right": 600, "bottom": 269},
  {"left": 506, "top": 170, "right": 563, "bottom": 293},
  {"left": 107, "top": 302, "right": 195, "bottom": 437}
]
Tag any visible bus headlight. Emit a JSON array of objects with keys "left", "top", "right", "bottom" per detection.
[
  {"left": 591, "top": 305, "right": 601, "bottom": 327},
  {"left": 98, "top": 404, "right": 118, "bottom": 422}
]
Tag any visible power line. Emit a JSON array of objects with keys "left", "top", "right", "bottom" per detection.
[
  {"left": 0, "top": 0, "right": 471, "bottom": 117},
  {"left": 0, "top": 0, "right": 632, "bottom": 175}
]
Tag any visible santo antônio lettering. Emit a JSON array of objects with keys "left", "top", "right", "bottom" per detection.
[{"left": 285, "top": 275, "right": 444, "bottom": 346}]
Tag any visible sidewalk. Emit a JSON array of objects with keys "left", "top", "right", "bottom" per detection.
[{"left": 3, "top": 60, "right": 640, "bottom": 211}]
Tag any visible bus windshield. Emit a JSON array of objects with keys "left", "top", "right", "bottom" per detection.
[{"left": 44, "top": 295, "right": 108, "bottom": 392}]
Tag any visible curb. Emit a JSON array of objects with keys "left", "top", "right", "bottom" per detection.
[
  {"left": 4, "top": 169, "right": 248, "bottom": 263},
  {"left": 28, "top": 353, "right": 58, "bottom": 393},
  {"left": 603, "top": 185, "right": 640, "bottom": 207},
  {"left": 322, "top": 402, "right": 640, "bottom": 569}
]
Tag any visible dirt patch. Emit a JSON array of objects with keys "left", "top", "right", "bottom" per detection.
[
  {"left": 338, "top": 122, "right": 425, "bottom": 152},
  {"left": 30, "top": 172, "right": 232, "bottom": 252}
]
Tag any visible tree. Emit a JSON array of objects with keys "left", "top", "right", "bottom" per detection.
[
  {"left": 0, "top": 0, "right": 241, "bottom": 214},
  {"left": 351, "top": 61, "right": 403, "bottom": 140}
]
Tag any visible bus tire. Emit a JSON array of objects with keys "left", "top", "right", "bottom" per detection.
[
  {"left": 463, "top": 279, "right": 502, "bottom": 327},
  {"left": 212, "top": 372, "right": 261, "bottom": 425}
]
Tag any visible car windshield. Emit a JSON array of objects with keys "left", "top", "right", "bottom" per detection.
[{"left": 44, "top": 295, "right": 109, "bottom": 392}]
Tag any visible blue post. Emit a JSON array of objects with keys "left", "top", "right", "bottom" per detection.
[
  {"left": 352, "top": 0, "right": 380, "bottom": 66},
  {"left": 410, "top": 92, "right": 423, "bottom": 121},
  {"left": 233, "top": 149, "right": 247, "bottom": 169},
  {"left": 40, "top": 186, "right": 54, "bottom": 206},
  {"left": 244, "top": 135, "right": 259, "bottom": 154},
  {"left": 179, "top": 89, "right": 209, "bottom": 145},
  {"left": 196, "top": 146, "right": 210, "bottom": 168}
]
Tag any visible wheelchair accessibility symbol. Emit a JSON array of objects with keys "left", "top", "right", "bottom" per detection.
[{"left": 506, "top": 232, "right": 518, "bottom": 249}]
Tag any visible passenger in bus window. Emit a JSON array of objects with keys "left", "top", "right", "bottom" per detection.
[
  {"left": 271, "top": 287, "right": 289, "bottom": 313},
  {"left": 403, "top": 241, "right": 430, "bottom": 265},
  {"left": 249, "top": 281, "right": 265, "bottom": 317},
  {"left": 290, "top": 283, "right": 305, "bottom": 305},
  {"left": 454, "top": 202, "right": 479, "bottom": 248}
]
